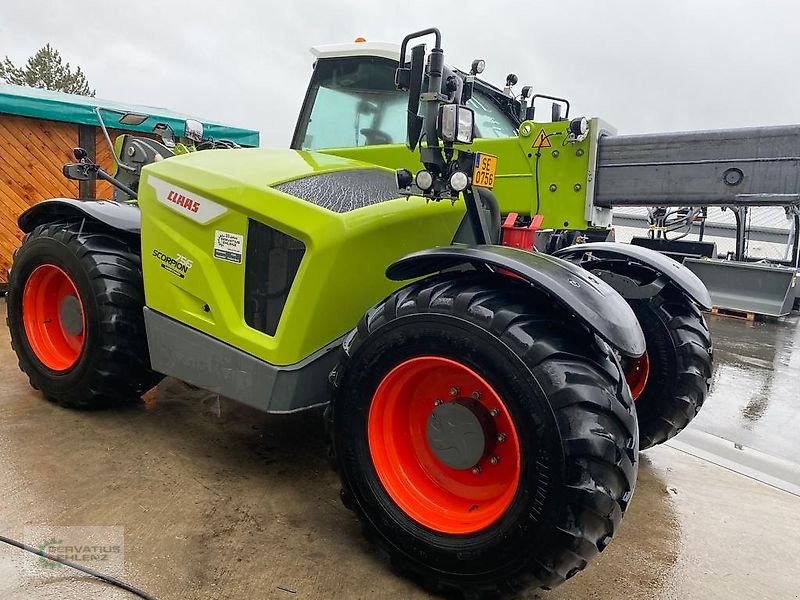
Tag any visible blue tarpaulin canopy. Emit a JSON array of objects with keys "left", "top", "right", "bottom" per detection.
[{"left": 0, "top": 83, "right": 259, "bottom": 147}]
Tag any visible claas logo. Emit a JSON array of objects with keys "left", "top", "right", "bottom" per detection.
[{"left": 166, "top": 190, "right": 200, "bottom": 213}]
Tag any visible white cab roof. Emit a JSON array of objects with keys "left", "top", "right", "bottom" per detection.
[{"left": 310, "top": 41, "right": 402, "bottom": 62}]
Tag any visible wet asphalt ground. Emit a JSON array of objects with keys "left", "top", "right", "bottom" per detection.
[
  {"left": 695, "top": 313, "right": 800, "bottom": 462},
  {"left": 0, "top": 299, "right": 798, "bottom": 599}
]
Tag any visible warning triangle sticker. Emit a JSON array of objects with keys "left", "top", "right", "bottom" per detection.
[{"left": 531, "top": 129, "right": 551, "bottom": 149}]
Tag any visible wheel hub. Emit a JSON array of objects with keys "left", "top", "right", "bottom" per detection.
[
  {"left": 426, "top": 400, "right": 492, "bottom": 470},
  {"left": 59, "top": 295, "right": 84, "bottom": 336}
]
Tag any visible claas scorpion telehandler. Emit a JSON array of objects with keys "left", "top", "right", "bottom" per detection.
[{"left": 7, "top": 28, "right": 725, "bottom": 597}]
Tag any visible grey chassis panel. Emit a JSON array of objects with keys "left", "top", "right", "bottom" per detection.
[
  {"left": 386, "top": 245, "right": 645, "bottom": 357},
  {"left": 553, "top": 242, "right": 713, "bottom": 310},
  {"left": 18, "top": 198, "right": 141, "bottom": 234},
  {"left": 144, "top": 308, "right": 340, "bottom": 413}
]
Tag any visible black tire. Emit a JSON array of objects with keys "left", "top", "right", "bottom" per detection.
[
  {"left": 7, "top": 220, "right": 161, "bottom": 408},
  {"left": 331, "top": 273, "right": 638, "bottom": 598},
  {"left": 628, "top": 285, "right": 713, "bottom": 449}
]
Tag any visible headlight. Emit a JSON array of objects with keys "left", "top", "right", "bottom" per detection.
[
  {"left": 438, "top": 104, "right": 474, "bottom": 145},
  {"left": 415, "top": 170, "right": 434, "bottom": 191},
  {"left": 449, "top": 171, "right": 469, "bottom": 192}
]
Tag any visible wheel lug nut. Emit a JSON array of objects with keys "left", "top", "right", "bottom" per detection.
[
  {"left": 471, "top": 391, "right": 481, "bottom": 400},
  {"left": 471, "top": 465, "right": 481, "bottom": 475},
  {"left": 489, "top": 408, "right": 499, "bottom": 417},
  {"left": 489, "top": 456, "right": 500, "bottom": 465},
  {"left": 434, "top": 399, "right": 443, "bottom": 407},
  {"left": 449, "top": 387, "right": 460, "bottom": 397},
  {"left": 497, "top": 433, "right": 506, "bottom": 443}
]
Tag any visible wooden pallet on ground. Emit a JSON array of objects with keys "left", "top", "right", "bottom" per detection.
[{"left": 708, "top": 306, "right": 758, "bottom": 321}]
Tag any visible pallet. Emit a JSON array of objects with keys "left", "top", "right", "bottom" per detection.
[{"left": 708, "top": 306, "right": 757, "bottom": 321}]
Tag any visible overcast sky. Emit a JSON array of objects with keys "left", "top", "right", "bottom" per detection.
[{"left": 2, "top": 0, "right": 800, "bottom": 145}]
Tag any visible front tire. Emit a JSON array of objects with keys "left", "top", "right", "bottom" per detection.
[
  {"left": 332, "top": 274, "right": 638, "bottom": 597},
  {"left": 7, "top": 221, "right": 161, "bottom": 408}
]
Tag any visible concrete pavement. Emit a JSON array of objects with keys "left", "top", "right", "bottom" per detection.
[{"left": 0, "top": 301, "right": 798, "bottom": 599}]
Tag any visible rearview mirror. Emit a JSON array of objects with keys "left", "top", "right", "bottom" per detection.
[
  {"left": 397, "top": 43, "right": 426, "bottom": 151},
  {"left": 184, "top": 119, "right": 204, "bottom": 143},
  {"left": 551, "top": 102, "right": 563, "bottom": 122},
  {"left": 153, "top": 123, "right": 176, "bottom": 148},
  {"left": 118, "top": 112, "right": 148, "bottom": 126},
  {"left": 62, "top": 163, "right": 93, "bottom": 181}
]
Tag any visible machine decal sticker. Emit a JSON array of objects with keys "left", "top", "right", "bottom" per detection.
[
  {"left": 152, "top": 249, "right": 193, "bottom": 278},
  {"left": 531, "top": 129, "right": 552, "bottom": 148},
  {"left": 148, "top": 176, "right": 227, "bottom": 223},
  {"left": 213, "top": 230, "right": 244, "bottom": 264}
]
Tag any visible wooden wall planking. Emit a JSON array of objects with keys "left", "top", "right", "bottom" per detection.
[
  {"left": 1, "top": 115, "right": 161, "bottom": 284},
  {"left": 0, "top": 114, "right": 78, "bottom": 283},
  {"left": 94, "top": 127, "right": 126, "bottom": 199}
]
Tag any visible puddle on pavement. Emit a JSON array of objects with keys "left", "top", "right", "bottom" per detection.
[{"left": 693, "top": 313, "right": 800, "bottom": 462}]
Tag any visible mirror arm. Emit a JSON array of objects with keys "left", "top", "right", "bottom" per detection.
[
  {"left": 93, "top": 107, "right": 137, "bottom": 173},
  {"left": 95, "top": 168, "right": 138, "bottom": 199}
]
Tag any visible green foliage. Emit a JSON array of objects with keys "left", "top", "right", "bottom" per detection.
[{"left": 0, "top": 44, "right": 95, "bottom": 96}]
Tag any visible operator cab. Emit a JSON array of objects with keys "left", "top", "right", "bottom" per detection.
[{"left": 291, "top": 41, "right": 520, "bottom": 151}]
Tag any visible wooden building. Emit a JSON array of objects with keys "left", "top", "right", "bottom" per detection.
[{"left": 0, "top": 83, "right": 259, "bottom": 285}]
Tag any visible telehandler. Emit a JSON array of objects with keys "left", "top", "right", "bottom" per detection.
[{"left": 6, "top": 28, "right": 718, "bottom": 597}]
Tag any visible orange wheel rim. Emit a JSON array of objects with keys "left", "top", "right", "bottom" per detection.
[
  {"left": 625, "top": 352, "right": 650, "bottom": 401},
  {"left": 22, "top": 264, "right": 86, "bottom": 371},
  {"left": 368, "top": 356, "right": 521, "bottom": 535}
]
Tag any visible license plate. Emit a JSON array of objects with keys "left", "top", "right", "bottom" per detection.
[{"left": 472, "top": 153, "right": 497, "bottom": 189}]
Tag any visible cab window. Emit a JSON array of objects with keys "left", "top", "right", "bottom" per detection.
[
  {"left": 295, "top": 57, "right": 406, "bottom": 149},
  {"left": 467, "top": 92, "right": 518, "bottom": 139},
  {"left": 294, "top": 56, "right": 517, "bottom": 150}
]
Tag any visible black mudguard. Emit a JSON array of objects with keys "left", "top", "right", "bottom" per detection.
[
  {"left": 553, "top": 242, "right": 712, "bottom": 310},
  {"left": 387, "top": 245, "right": 646, "bottom": 357},
  {"left": 18, "top": 198, "right": 141, "bottom": 234}
]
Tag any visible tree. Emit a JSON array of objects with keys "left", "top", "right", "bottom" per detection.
[{"left": 0, "top": 44, "right": 95, "bottom": 96}]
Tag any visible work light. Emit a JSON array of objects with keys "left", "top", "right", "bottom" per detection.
[{"left": 438, "top": 104, "right": 474, "bottom": 144}]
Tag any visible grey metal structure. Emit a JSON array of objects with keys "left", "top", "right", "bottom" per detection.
[
  {"left": 595, "top": 125, "right": 800, "bottom": 263},
  {"left": 588, "top": 124, "right": 800, "bottom": 315},
  {"left": 612, "top": 211, "right": 793, "bottom": 246},
  {"left": 683, "top": 259, "right": 797, "bottom": 317},
  {"left": 595, "top": 125, "right": 800, "bottom": 209}
]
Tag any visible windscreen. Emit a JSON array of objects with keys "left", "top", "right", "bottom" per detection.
[{"left": 294, "top": 57, "right": 518, "bottom": 150}]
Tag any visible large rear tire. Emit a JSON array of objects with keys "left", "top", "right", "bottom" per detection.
[
  {"left": 332, "top": 273, "right": 638, "bottom": 598},
  {"left": 7, "top": 221, "right": 161, "bottom": 408},
  {"left": 627, "top": 286, "right": 713, "bottom": 449}
]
